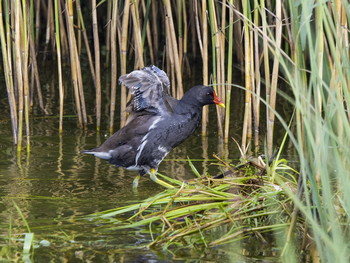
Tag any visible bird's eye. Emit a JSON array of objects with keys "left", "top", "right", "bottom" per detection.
[{"left": 206, "top": 92, "right": 211, "bottom": 96}]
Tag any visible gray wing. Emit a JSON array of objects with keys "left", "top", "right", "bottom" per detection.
[{"left": 119, "top": 65, "right": 176, "bottom": 115}]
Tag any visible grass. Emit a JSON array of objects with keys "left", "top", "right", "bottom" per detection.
[{"left": 86, "top": 153, "right": 301, "bottom": 258}]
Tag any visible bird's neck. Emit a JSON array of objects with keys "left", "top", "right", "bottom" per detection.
[{"left": 175, "top": 98, "right": 202, "bottom": 114}]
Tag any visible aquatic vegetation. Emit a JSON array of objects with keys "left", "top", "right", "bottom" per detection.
[{"left": 87, "top": 155, "right": 301, "bottom": 258}]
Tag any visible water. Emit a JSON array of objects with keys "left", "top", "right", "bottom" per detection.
[
  {"left": 0, "top": 118, "right": 253, "bottom": 262},
  {"left": 0, "top": 70, "right": 286, "bottom": 262}
]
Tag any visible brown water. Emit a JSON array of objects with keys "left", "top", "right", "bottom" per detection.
[{"left": 0, "top": 70, "right": 285, "bottom": 262}]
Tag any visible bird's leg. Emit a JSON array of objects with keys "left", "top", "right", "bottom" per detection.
[
  {"left": 133, "top": 170, "right": 147, "bottom": 189},
  {"left": 149, "top": 168, "right": 174, "bottom": 189},
  {"left": 132, "top": 175, "right": 141, "bottom": 189}
]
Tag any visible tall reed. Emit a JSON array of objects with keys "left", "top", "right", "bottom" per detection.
[
  {"left": 164, "top": 0, "right": 183, "bottom": 98},
  {"left": 131, "top": 0, "right": 144, "bottom": 68},
  {"left": 224, "top": 0, "right": 234, "bottom": 143},
  {"left": 200, "top": 0, "right": 209, "bottom": 136},
  {"left": 208, "top": 0, "right": 224, "bottom": 138},
  {"left": 54, "top": 0, "right": 64, "bottom": 133},
  {"left": 76, "top": 0, "right": 96, "bottom": 88},
  {"left": 65, "top": 0, "right": 87, "bottom": 127},
  {"left": 0, "top": 1, "right": 17, "bottom": 143},
  {"left": 109, "top": 1, "right": 118, "bottom": 134},
  {"left": 119, "top": 0, "right": 131, "bottom": 127},
  {"left": 14, "top": 0, "right": 25, "bottom": 152},
  {"left": 262, "top": 0, "right": 350, "bottom": 261},
  {"left": 92, "top": 0, "right": 101, "bottom": 131},
  {"left": 266, "top": 0, "right": 282, "bottom": 157}
]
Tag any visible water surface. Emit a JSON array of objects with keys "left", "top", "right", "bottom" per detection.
[{"left": 0, "top": 69, "right": 285, "bottom": 262}]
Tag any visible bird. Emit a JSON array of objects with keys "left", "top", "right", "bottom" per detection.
[{"left": 82, "top": 65, "right": 224, "bottom": 188}]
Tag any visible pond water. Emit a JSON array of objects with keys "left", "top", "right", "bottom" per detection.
[{"left": 0, "top": 69, "right": 285, "bottom": 262}]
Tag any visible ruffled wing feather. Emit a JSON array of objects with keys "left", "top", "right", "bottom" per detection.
[{"left": 119, "top": 65, "right": 175, "bottom": 115}]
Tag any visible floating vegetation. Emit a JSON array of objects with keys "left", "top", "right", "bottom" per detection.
[{"left": 87, "top": 156, "right": 300, "bottom": 255}]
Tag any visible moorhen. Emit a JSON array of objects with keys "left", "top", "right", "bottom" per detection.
[{"left": 82, "top": 65, "right": 224, "bottom": 188}]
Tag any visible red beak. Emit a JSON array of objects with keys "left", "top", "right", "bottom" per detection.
[{"left": 213, "top": 91, "right": 225, "bottom": 108}]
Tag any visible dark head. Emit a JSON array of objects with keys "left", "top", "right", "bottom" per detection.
[{"left": 181, "top": 85, "right": 225, "bottom": 108}]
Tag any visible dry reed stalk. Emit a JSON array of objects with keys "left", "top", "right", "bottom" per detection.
[
  {"left": 194, "top": 0, "right": 203, "bottom": 57},
  {"left": 261, "top": 0, "right": 271, "bottom": 145},
  {"left": 54, "top": 0, "right": 64, "bottom": 133},
  {"left": 65, "top": 0, "right": 83, "bottom": 127},
  {"left": 58, "top": 0, "right": 68, "bottom": 57},
  {"left": 0, "top": 1, "right": 18, "bottom": 144},
  {"left": 75, "top": 43, "right": 88, "bottom": 126},
  {"left": 109, "top": 0, "right": 118, "bottom": 134},
  {"left": 105, "top": 0, "right": 112, "bottom": 68},
  {"left": 189, "top": 1, "right": 197, "bottom": 59},
  {"left": 177, "top": 0, "right": 183, "bottom": 68},
  {"left": 77, "top": 3, "right": 81, "bottom": 54},
  {"left": 164, "top": 0, "right": 183, "bottom": 98},
  {"left": 224, "top": 0, "right": 234, "bottom": 143},
  {"left": 180, "top": 0, "right": 188, "bottom": 61},
  {"left": 181, "top": 0, "right": 189, "bottom": 73},
  {"left": 220, "top": 2, "right": 226, "bottom": 79},
  {"left": 29, "top": 0, "right": 35, "bottom": 108},
  {"left": 5, "top": 0, "right": 13, "bottom": 83},
  {"left": 14, "top": 0, "right": 24, "bottom": 152},
  {"left": 200, "top": 0, "right": 209, "bottom": 136},
  {"left": 241, "top": 0, "right": 252, "bottom": 152},
  {"left": 235, "top": 2, "right": 244, "bottom": 63},
  {"left": 120, "top": 0, "right": 131, "bottom": 127},
  {"left": 92, "top": 0, "right": 102, "bottom": 131},
  {"left": 43, "top": 0, "right": 54, "bottom": 60},
  {"left": 29, "top": 0, "right": 34, "bottom": 36},
  {"left": 247, "top": 30, "right": 254, "bottom": 143},
  {"left": 131, "top": 0, "right": 144, "bottom": 68},
  {"left": 22, "top": 2, "right": 30, "bottom": 152},
  {"left": 165, "top": 16, "right": 176, "bottom": 97},
  {"left": 151, "top": 0, "right": 159, "bottom": 63},
  {"left": 76, "top": 0, "right": 96, "bottom": 85},
  {"left": 252, "top": 2, "right": 261, "bottom": 151},
  {"left": 28, "top": 18, "right": 47, "bottom": 114},
  {"left": 208, "top": 0, "right": 224, "bottom": 138},
  {"left": 141, "top": 0, "right": 154, "bottom": 64},
  {"left": 42, "top": 0, "right": 50, "bottom": 55},
  {"left": 267, "top": 0, "right": 282, "bottom": 156},
  {"left": 34, "top": 0, "right": 40, "bottom": 50},
  {"left": 219, "top": 1, "right": 226, "bottom": 129}
]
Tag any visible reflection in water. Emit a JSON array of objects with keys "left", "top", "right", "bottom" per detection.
[
  {"left": 0, "top": 117, "right": 247, "bottom": 261},
  {"left": 1, "top": 77, "right": 290, "bottom": 261},
  {"left": 0, "top": 65, "right": 295, "bottom": 262}
]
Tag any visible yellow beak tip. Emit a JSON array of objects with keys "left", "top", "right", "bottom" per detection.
[{"left": 218, "top": 103, "right": 225, "bottom": 108}]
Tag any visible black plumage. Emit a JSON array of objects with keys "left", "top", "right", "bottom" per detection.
[{"left": 82, "top": 66, "right": 224, "bottom": 186}]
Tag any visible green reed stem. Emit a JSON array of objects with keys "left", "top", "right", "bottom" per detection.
[
  {"left": 224, "top": 0, "right": 234, "bottom": 143},
  {"left": 54, "top": 0, "right": 64, "bottom": 133}
]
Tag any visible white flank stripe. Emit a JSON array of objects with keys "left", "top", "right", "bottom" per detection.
[
  {"left": 158, "top": 146, "right": 168, "bottom": 153},
  {"left": 126, "top": 165, "right": 142, "bottom": 171},
  {"left": 149, "top": 117, "right": 162, "bottom": 130},
  {"left": 134, "top": 117, "right": 163, "bottom": 165},
  {"left": 135, "top": 139, "right": 148, "bottom": 165}
]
